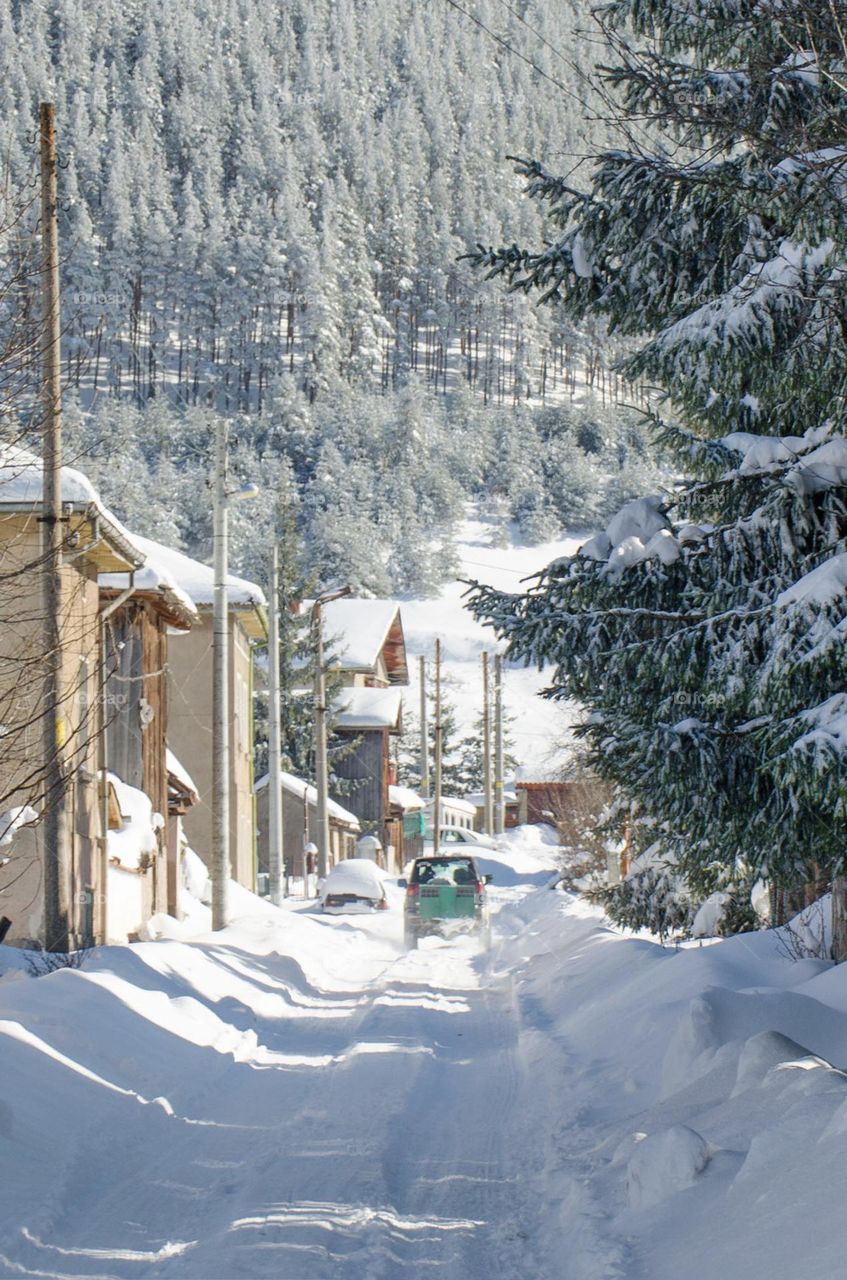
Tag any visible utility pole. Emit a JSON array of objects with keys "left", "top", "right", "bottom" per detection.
[
  {"left": 312, "top": 600, "right": 330, "bottom": 884},
  {"left": 482, "top": 651, "right": 493, "bottom": 834},
  {"left": 40, "top": 102, "right": 70, "bottom": 953},
  {"left": 419, "top": 654, "right": 429, "bottom": 798},
  {"left": 312, "top": 585, "right": 352, "bottom": 882},
  {"left": 211, "top": 413, "right": 230, "bottom": 930},
  {"left": 267, "top": 543, "right": 284, "bottom": 906},
  {"left": 494, "top": 652, "right": 505, "bottom": 834},
  {"left": 433, "top": 638, "right": 442, "bottom": 852}
]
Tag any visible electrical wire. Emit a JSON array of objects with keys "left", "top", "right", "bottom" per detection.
[{"left": 440, "top": 0, "right": 592, "bottom": 112}]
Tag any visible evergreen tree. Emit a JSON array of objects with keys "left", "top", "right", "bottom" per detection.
[{"left": 469, "top": 1, "right": 847, "bottom": 942}]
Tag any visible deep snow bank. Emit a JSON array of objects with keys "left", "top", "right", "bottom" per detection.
[{"left": 491, "top": 891, "right": 847, "bottom": 1280}]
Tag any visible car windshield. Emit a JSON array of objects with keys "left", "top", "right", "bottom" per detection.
[{"left": 411, "top": 858, "right": 476, "bottom": 886}]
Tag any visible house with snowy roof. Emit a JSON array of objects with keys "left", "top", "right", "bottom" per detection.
[
  {"left": 307, "top": 598, "right": 410, "bottom": 869},
  {"left": 99, "top": 545, "right": 200, "bottom": 935},
  {"left": 254, "top": 769, "right": 360, "bottom": 885},
  {"left": 0, "top": 445, "right": 145, "bottom": 948},
  {"left": 133, "top": 536, "right": 268, "bottom": 892}
]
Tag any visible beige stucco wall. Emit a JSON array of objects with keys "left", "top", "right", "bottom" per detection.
[
  {"left": 0, "top": 516, "right": 103, "bottom": 948},
  {"left": 167, "top": 611, "right": 256, "bottom": 889}
]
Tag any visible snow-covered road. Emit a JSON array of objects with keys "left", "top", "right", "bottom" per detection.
[
  {"left": 6, "top": 831, "right": 847, "bottom": 1280},
  {"left": 0, "top": 832, "right": 579, "bottom": 1280}
]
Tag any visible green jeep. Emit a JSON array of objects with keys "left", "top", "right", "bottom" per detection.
[{"left": 400, "top": 855, "right": 492, "bottom": 949}]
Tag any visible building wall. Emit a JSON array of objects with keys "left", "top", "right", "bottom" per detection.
[
  {"left": 255, "top": 782, "right": 357, "bottom": 880},
  {"left": 0, "top": 517, "right": 103, "bottom": 948},
  {"left": 330, "top": 729, "right": 388, "bottom": 840},
  {"left": 515, "top": 779, "right": 611, "bottom": 846},
  {"left": 103, "top": 599, "right": 171, "bottom": 917},
  {"left": 166, "top": 612, "right": 256, "bottom": 890}
]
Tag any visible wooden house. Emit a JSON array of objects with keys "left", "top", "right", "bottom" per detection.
[
  {"left": 515, "top": 776, "right": 611, "bottom": 851},
  {"left": 0, "top": 446, "right": 144, "bottom": 948},
  {"left": 132, "top": 537, "right": 268, "bottom": 891},
  {"left": 306, "top": 599, "right": 409, "bottom": 871},
  {"left": 254, "top": 769, "right": 360, "bottom": 885},
  {"left": 99, "top": 546, "right": 199, "bottom": 929}
]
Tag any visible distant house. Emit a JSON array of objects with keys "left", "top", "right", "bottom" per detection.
[
  {"left": 331, "top": 685, "right": 404, "bottom": 870},
  {"left": 0, "top": 446, "right": 144, "bottom": 948},
  {"left": 132, "top": 537, "right": 268, "bottom": 891},
  {"left": 425, "top": 795, "right": 477, "bottom": 835},
  {"left": 254, "top": 770, "right": 360, "bottom": 884},
  {"left": 306, "top": 599, "right": 410, "bottom": 871},
  {"left": 465, "top": 789, "right": 521, "bottom": 832},
  {"left": 515, "top": 776, "right": 611, "bottom": 848}
]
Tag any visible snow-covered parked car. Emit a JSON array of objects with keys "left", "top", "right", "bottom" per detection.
[
  {"left": 423, "top": 825, "right": 499, "bottom": 853},
  {"left": 319, "top": 858, "right": 390, "bottom": 914}
]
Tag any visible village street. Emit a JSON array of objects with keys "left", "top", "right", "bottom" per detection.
[
  {"left": 6, "top": 827, "right": 847, "bottom": 1280},
  {"left": 0, "top": 833, "right": 600, "bottom": 1280}
]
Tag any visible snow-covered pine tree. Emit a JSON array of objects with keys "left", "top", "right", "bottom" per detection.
[{"left": 469, "top": 0, "right": 847, "bottom": 949}]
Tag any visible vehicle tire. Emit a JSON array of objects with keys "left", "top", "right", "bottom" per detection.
[{"left": 404, "top": 926, "right": 418, "bottom": 950}]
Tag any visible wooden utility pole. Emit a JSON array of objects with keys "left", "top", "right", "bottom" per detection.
[
  {"left": 312, "top": 600, "right": 330, "bottom": 882},
  {"left": 832, "top": 877, "right": 847, "bottom": 963},
  {"left": 312, "top": 585, "right": 352, "bottom": 882},
  {"left": 482, "top": 651, "right": 493, "bottom": 834},
  {"left": 419, "top": 654, "right": 429, "bottom": 798},
  {"left": 40, "top": 102, "right": 71, "bottom": 953},
  {"left": 433, "top": 639, "right": 442, "bottom": 853},
  {"left": 494, "top": 652, "right": 505, "bottom": 835},
  {"left": 211, "top": 412, "right": 230, "bottom": 930},
  {"left": 267, "top": 543, "right": 284, "bottom": 906}
]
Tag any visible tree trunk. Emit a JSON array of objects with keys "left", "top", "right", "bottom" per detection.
[{"left": 831, "top": 876, "right": 847, "bottom": 963}]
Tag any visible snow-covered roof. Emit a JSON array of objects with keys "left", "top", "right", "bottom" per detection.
[
  {"left": 254, "top": 769, "right": 360, "bottom": 829},
  {"left": 101, "top": 539, "right": 198, "bottom": 629},
  {"left": 0, "top": 444, "right": 143, "bottom": 573},
  {"left": 388, "top": 784, "right": 426, "bottom": 813},
  {"left": 425, "top": 794, "right": 477, "bottom": 816},
  {"left": 130, "top": 534, "right": 267, "bottom": 639},
  {"left": 332, "top": 686, "right": 403, "bottom": 731},
  {"left": 319, "top": 858, "right": 387, "bottom": 898},
  {"left": 317, "top": 598, "right": 408, "bottom": 683},
  {"left": 464, "top": 789, "right": 519, "bottom": 807},
  {"left": 166, "top": 749, "right": 199, "bottom": 801}
]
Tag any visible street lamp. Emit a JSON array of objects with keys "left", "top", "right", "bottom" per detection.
[
  {"left": 211, "top": 415, "right": 258, "bottom": 931},
  {"left": 311, "top": 585, "right": 353, "bottom": 882}
]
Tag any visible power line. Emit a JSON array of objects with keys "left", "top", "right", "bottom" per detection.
[
  {"left": 489, "top": 0, "right": 573, "bottom": 71},
  {"left": 441, "top": 0, "right": 590, "bottom": 111}
]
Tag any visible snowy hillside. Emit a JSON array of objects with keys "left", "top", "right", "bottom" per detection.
[{"left": 401, "top": 509, "right": 584, "bottom": 778}]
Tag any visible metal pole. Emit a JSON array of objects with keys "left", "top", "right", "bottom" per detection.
[
  {"left": 494, "top": 652, "right": 505, "bottom": 834},
  {"left": 267, "top": 543, "right": 284, "bottom": 906},
  {"left": 418, "top": 654, "right": 429, "bottom": 798},
  {"left": 433, "top": 638, "right": 442, "bottom": 853},
  {"left": 40, "top": 102, "right": 70, "bottom": 953},
  {"left": 313, "top": 602, "right": 331, "bottom": 881},
  {"left": 482, "top": 651, "right": 493, "bottom": 834},
  {"left": 211, "top": 414, "right": 230, "bottom": 930}
]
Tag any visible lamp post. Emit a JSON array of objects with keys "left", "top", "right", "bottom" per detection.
[
  {"left": 211, "top": 413, "right": 258, "bottom": 931},
  {"left": 311, "top": 585, "right": 353, "bottom": 882}
]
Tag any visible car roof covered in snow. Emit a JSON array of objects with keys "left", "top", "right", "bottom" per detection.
[{"left": 320, "top": 857, "right": 387, "bottom": 896}]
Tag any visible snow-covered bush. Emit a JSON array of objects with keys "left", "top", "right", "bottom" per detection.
[{"left": 604, "top": 867, "right": 695, "bottom": 942}]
